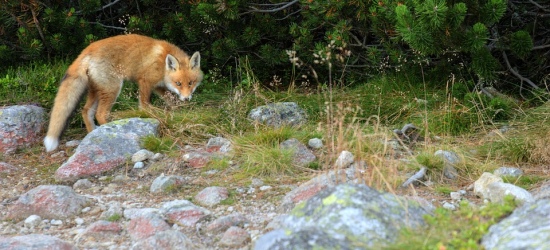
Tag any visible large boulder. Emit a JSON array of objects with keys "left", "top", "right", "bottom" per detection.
[
  {"left": 0, "top": 105, "right": 45, "bottom": 154},
  {"left": 55, "top": 118, "right": 159, "bottom": 181},
  {"left": 482, "top": 198, "right": 550, "bottom": 249},
  {"left": 256, "top": 184, "right": 431, "bottom": 249}
]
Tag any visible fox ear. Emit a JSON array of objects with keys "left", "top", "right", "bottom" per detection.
[
  {"left": 165, "top": 54, "right": 179, "bottom": 71},
  {"left": 190, "top": 52, "right": 200, "bottom": 69}
]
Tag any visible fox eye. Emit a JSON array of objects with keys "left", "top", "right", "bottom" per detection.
[
  {"left": 189, "top": 81, "right": 194, "bottom": 86},
  {"left": 176, "top": 81, "right": 181, "bottom": 86}
]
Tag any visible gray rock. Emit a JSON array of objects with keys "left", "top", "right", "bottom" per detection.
[
  {"left": 334, "top": 150, "right": 354, "bottom": 168},
  {"left": 248, "top": 102, "right": 307, "bottom": 128},
  {"left": 493, "top": 167, "right": 523, "bottom": 178},
  {"left": 0, "top": 162, "right": 17, "bottom": 173},
  {"left": 255, "top": 228, "right": 353, "bottom": 250},
  {"left": 0, "top": 234, "right": 77, "bottom": 250},
  {"left": 206, "top": 137, "right": 233, "bottom": 154},
  {"left": 258, "top": 184, "right": 430, "bottom": 249},
  {"left": 134, "top": 162, "right": 145, "bottom": 169},
  {"left": 24, "top": 215, "right": 42, "bottom": 229},
  {"left": 434, "top": 150, "right": 460, "bottom": 179},
  {"left": 206, "top": 213, "right": 249, "bottom": 234},
  {"left": 65, "top": 140, "right": 81, "bottom": 148},
  {"left": 474, "top": 172, "right": 503, "bottom": 196},
  {"left": 483, "top": 182, "right": 534, "bottom": 205},
  {"left": 280, "top": 138, "right": 316, "bottom": 167},
  {"left": 474, "top": 172, "right": 533, "bottom": 205},
  {"left": 0, "top": 105, "right": 45, "bottom": 154},
  {"left": 308, "top": 138, "right": 323, "bottom": 149},
  {"left": 160, "top": 200, "right": 211, "bottom": 227},
  {"left": 131, "top": 230, "right": 194, "bottom": 250},
  {"left": 123, "top": 208, "right": 161, "bottom": 220},
  {"left": 100, "top": 201, "right": 123, "bottom": 220},
  {"left": 194, "top": 186, "right": 229, "bottom": 207},
  {"left": 132, "top": 149, "right": 155, "bottom": 163},
  {"left": 55, "top": 118, "right": 159, "bottom": 181},
  {"left": 482, "top": 198, "right": 550, "bottom": 250},
  {"left": 219, "top": 226, "right": 250, "bottom": 247},
  {"left": 127, "top": 213, "right": 171, "bottom": 241},
  {"left": 150, "top": 175, "right": 185, "bottom": 193},
  {"left": 280, "top": 167, "right": 367, "bottom": 212},
  {"left": 532, "top": 180, "right": 550, "bottom": 201},
  {"left": 73, "top": 179, "right": 93, "bottom": 190}
]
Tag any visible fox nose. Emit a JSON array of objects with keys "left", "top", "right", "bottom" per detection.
[{"left": 180, "top": 95, "right": 192, "bottom": 101}]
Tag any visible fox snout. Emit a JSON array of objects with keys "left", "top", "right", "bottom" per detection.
[{"left": 179, "top": 94, "right": 192, "bottom": 101}]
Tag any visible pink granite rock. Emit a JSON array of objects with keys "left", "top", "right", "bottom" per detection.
[{"left": 5, "top": 185, "right": 90, "bottom": 220}]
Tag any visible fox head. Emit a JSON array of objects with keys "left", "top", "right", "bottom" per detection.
[{"left": 164, "top": 51, "right": 203, "bottom": 101}]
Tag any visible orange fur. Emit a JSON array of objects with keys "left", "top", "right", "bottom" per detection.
[{"left": 44, "top": 34, "right": 203, "bottom": 152}]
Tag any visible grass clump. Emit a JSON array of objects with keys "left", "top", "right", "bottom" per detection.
[
  {"left": 231, "top": 126, "right": 317, "bottom": 181},
  {"left": 390, "top": 197, "right": 517, "bottom": 250},
  {"left": 141, "top": 135, "right": 176, "bottom": 154},
  {"left": 502, "top": 175, "right": 547, "bottom": 190},
  {"left": 106, "top": 214, "right": 122, "bottom": 222}
]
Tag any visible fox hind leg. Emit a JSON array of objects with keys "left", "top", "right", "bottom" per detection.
[
  {"left": 82, "top": 89, "right": 99, "bottom": 132},
  {"left": 95, "top": 84, "right": 122, "bottom": 126}
]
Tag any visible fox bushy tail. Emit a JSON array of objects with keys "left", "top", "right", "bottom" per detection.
[{"left": 44, "top": 74, "right": 88, "bottom": 152}]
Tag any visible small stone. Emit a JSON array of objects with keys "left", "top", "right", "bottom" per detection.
[
  {"left": 194, "top": 186, "right": 229, "bottom": 207},
  {"left": 50, "top": 219, "right": 63, "bottom": 226},
  {"left": 51, "top": 151, "right": 66, "bottom": 158},
  {"left": 493, "top": 167, "right": 523, "bottom": 178},
  {"left": 113, "top": 175, "right": 128, "bottom": 183},
  {"left": 219, "top": 226, "right": 250, "bottom": 247},
  {"left": 65, "top": 140, "right": 81, "bottom": 148},
  {"left": 335, "top": 151, "right": 354, "bottom": 168},
  {"left": 308, "top": 138, "right": 323, "bottom": 149},
  {"left": 24, "top": 215, "right": 42, "bottom": 228},
  {"left": 251, "top": 178, "right": 264, "bottom": 187},
  {"left": 442, "top": 202, "right": 456, "bottom": 210},
  {"left": 450, "top": 192, "right": 462, "bottom": 201},
  {"left": 206, "top": 137, "right": 233, "bottom": 154},
  {"left": 73, "top": 179, "right": 93, "bottom": 190},
  {"left": 150, "top": 175, "right": 185, "bottom": 193},
  {"left": 134, "top": 162, "right": 145, "bottom": 169},
  {"left": 260, "top": 186, "right": 272, "bottom": 191},
  {"left": 132, "top": 149, "right": 155, "bottom": 163},
  {"left": 75, "top": 218, "right": 85, "bottom": 226},
  {"left": 152, "top": 153, "right": 164, "bottom": 161}
]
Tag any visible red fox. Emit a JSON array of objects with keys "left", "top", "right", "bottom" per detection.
[{"left": 44, "top": 34, "right": 203, "bottom": 152}]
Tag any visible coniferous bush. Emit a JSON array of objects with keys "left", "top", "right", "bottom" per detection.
[{"left": 1, "top": 0, "right": 548, "bottom": 95}]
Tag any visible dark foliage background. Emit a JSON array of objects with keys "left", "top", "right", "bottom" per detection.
[{"left": 1, "top": 0, "right": 549, "bottom": 95}]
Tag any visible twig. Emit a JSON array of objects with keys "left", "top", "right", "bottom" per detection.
[
  {"left": 533, "top": 44, "right": 550, "bottom": 50},
  {"left": 89, "top": 22, "right": 127, "bottom": 31},
  {"left": 401, "top": 167, "right": 427, "bottom": 188},
  {"left": 75, "top": 0, "right": 122, "bottom": 14},
  {"left": 243, "top": 0, "right": 299, "bottom": 14},
  {"left": 502, "top": 51, "right": 539, "bottom": 89}
]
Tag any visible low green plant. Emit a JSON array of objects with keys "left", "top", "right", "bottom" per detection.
[
  {"left": 480, "top": 137, "right": 533, "bottom": 163},
  {"left": 502, "top": 175, "right": 547, "bottom": 190},
  {"left": 0, "top": 60, "right": 67, "bottom": 107},
  {"left": 106, "top": 214, "right": 122, "bottom": 222},
  {"left": 141, "top": 135, "right": 176, "bottom": 154},
  {"left": 390, "top": 196, "right": 517, "bottom": 249},
  {"left": 415, "top": 152, "right": 445, "bottom": 171},
  {"left": 435, "top": 186, "right": 453, "bottom": 195}
]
